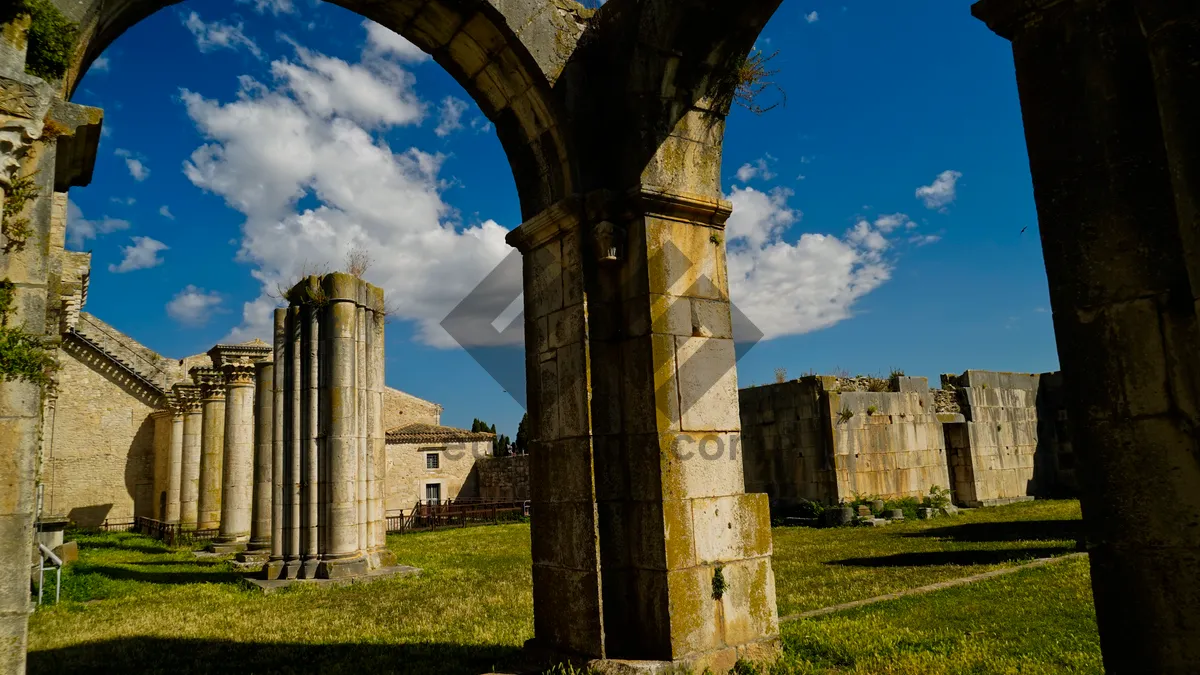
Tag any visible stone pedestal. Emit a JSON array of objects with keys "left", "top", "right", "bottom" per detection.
[
  {"left": 262, "top": 274, "right": 392, "bottom": 580},
  {"left": 508, "top": 189, "right": 779, "bottom": 669},
  {"left": 176, "top": 385, "right": 203, "bottom": 531},
  {"left": 973, "top": 1, "right": 1200, "bottom": 672},
  {"left": 194, "top": 368, "right": 226, "bottom": 532}
]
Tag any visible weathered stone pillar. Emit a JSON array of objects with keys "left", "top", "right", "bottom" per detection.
[
  {"left": 193, "top": 368, "right": 226, "bottom": 531},
  {"left": 151, "top": 410, "right": 174, "bottom": 520},
  {"left": 973, "top": 1, "right": 1200, "bottom": 672},
  {"left": 509, "top": 188, "right": 778, "bottom": 669},
  {"left": 165, "top": 411, "right": 184, "bottom": 524},
  {"left": 263, "top": 274, "right": 392, "bottom": 580},
  {"left": 176, "top": 385, "right": 203, "bottom": 530},
  {"left": 245, "top": 359, "right": 275, "bottom": 557},
  {"left": 213, "top": 359, "right": 255, "bottom": 552},
  {"left": 267, "top": 309, "right": 288, "bottom": 575}
]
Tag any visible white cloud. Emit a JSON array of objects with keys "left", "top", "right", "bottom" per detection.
[
  {"left": 236, "top": 0, "right": 295, "bottom": 15},
  {"left": 109, "top": 236, "right": 169, "bottom": 273},
  {"left": 91, "top": 55, "right": 110, "bottom": 72},
  {"left": 726, "top": 188, "right": 928, "bottom": 341},
  {"left": 910, "top": 233, "right": 941, "bottom": 246},
  {"left": 114, "top": 148, "right": 149, "bottom": 181},
  {"left": 182, "top": 11, "right": 264, "bottom": 59},
  {"left": 66, "top": 200, "right": 131, "bottom": 248},
  {"left": 178, "top": 32, "right": 512, "bottom": 348},
  {"left": 470, "top": 117, "right": 493, "bottom": 134},
  {"left": 109, "top": 196, "right": 135, "bottom": 205},
  {"left": 915, "top": 169, "right": 962, "bottom": 211},
  {"left": 735, "top": 155, "right": 777, "bottom": 183},
  {"left": 167, "top": 285, "right": 223, "bottom": 326},
  {"left": 362, "top": 20, "right": 428, "bottom": 63},
  {"left": 159, "top": 205, "right": 175, "bottom": 219},
  {"left": 435, "top": 96, "right": 468, "bottom": 137},
  {"left": 805, "top": 11, "right": 819, "bottom": 22}
]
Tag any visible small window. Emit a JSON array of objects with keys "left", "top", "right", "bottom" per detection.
[
  {"left": 425, "top": 483, "right": 441, "bottom": 504},
  {"left": 426, "top": 452, "right": 440, "bottom": 470}
]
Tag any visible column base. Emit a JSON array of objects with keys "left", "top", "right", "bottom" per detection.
[
  {"left": 523, "top": 637, "right": 780, "bottom": 674},
  {"left": 316, "top": 554, "right": 369, "bottom": 579},
  {"left": 208, "top": 540, "right": 247, "bottom": 554},
  {"left": 235, "top": 549, "right": 270, "bottom": 564},
  {"left": 246, "top": 538, "right": 270, "bottom": 552},
  {"left": 260, "top": 559, "right": 303, "bottom": 580},
  {"left": 300, "top": 558, "right": 321, "bottom": 579},
  {"left": 367, "top": 547, "right": 397, "bottom": 570}
]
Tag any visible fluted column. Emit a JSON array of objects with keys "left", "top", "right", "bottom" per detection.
[
  {"left": 165, "top": 411, "right": 184, "bottom": 524},
  {"left": 179, "top": 387, "right": 203, "bottom": 530},
  {"left": 262, "top": 273, "right": 389, "bottom": 580},
  {"left": 151, "top": 411, "right": 174, "bottom": 519},
  {"left": 246, "top": 359, "right": 275, "bottom": 556},
  {"left": 195, "top": 368, "right": 226, "bottom": 531},
  {"left": 213, "top": 359, "right": 255, "bottom": 552},
  {"left": 267, "top": 309, "right": 288, "bottom": 577}
]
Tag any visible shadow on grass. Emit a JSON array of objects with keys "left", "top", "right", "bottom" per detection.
[
  {"left": 904, "top": 519, "right": 1083, "bottom": 543},
  {"left": 70, "top": 539, "right": 173, "bottom": 554},
  {"left": 829, "top": 545, "right": 1076, "bottom": 568},
  {"left": 75, "top": 564, "right": 242, "bottom": 585},
  {"left": 28, "top": 637, "right": 524, "bottom": 675}
]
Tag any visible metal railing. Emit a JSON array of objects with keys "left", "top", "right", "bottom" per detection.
[
  {"left": 99, "top": 517, "right": 219, "bottom": 547},
  {"left": 35, "top": 544, "right": 62, "bottom": 607},
  {"left": 76, "top": 313, "right": 172, "bottom": 389}
]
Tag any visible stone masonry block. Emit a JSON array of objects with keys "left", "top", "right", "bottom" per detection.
[
  {"left": 530, "top": 500, "right": 599, "bottom": 570},
  {"left": 656, "top": 432, "right": 746, "bottom": 501},
  {"left": 530, "top": 437, "right": 594, "bottom": 503},
  {"left": 532, "top": 564, "right": 603, "bottom": 657},
  {"left": 677, "top": 337, "right": 740, "bottom": 432},
  {"left": 692, "top": 493, "right": 772, "bottom": 565}
]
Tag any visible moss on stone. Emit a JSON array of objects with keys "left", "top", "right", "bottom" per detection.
[
  {"left": 5, "top": 0, "right": 79, "bottom": 82},
  {"left": 0, "top": 278, "right": 57, "bottom": 385}
]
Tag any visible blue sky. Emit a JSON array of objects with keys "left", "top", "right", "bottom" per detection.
[{"left": 66, "top": 0, "right": 1057, "bottom": 438}]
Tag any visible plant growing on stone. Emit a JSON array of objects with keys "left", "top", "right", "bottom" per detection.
[
  {"left": 5, "top": 0, "right": 80, "bottom": 81},
  {"left": 2, "top": 172, "right": 40, "bottom": 250},
  {"left": 889, "top": 368, "right": 906, "bottom": 379},
  {"left": 711, "top": 565, "right": 728, "bottom": 600},
  {"left": 922, "top": 485, "right": 953, "bottom": 516},
  {"left": 344, "top": 246, "right": 372, "bottom": 278},
  {"left": 866, "top": 405, "right": 878, "bottom": 415},
  {"left": 837, "top": 407, "right": 854, "bottom": 423},
  {"left": 0, "top": 279, "right": 57, "bottom": 385},
  {"left": 774, "top": 367, "right": 787, "bottom": 384},
  {"left": 866, "top": 376, "right": 891, "bottom": 392}
]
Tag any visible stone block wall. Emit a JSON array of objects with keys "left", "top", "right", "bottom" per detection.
[
  {"left": 382, "top": 387, "right": 442, "bottom": 429},
  {"left": 941, "top": 370, "right": 1076, "bottom": 506},
  {"left": 477, "top": 455, "right": 530, "bottom": 501},
  {"left": 384, "top": 440, "right": 483, "bottom": 511},
  {"left": 739, "top": 379, "right": 837, "bottom": 504},
  {"left": 828, "top": 384, "right": 951, "bottom": 501},
  {"left": 45, "top": 334, "right": 162, "bottom": 526}
]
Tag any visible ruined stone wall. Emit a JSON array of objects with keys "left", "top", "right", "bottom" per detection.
[
  {"left": 739, "top": 379, "right": 838, "bottom": 505},
  {"left": 382, "top": 387, "right": 442, "bottom": 429},
  {"left": 477, "top": 455, "right": 530, "bottom": 501},
  {"left": 45, "top": 334, "right": 161, "bottom": 526},
  {"left": 384, "top": 441, "right": 482, "bottom": 511},
  {"left": 943, "top": 370, "right": 1074, "bottom": 506},
  {"left": 75, "top": 312, "right": 181, "bottom": 389},
  {"left": 827, "top": 383, "right": 951, "bottom": 500}
]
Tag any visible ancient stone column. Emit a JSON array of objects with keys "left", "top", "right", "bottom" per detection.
[
  {"left": 194, "top": 367, "right": 226, "bottom": 531},
  {"left": 212, "top": 359, "right": 255, "bottom": 552},
  {"left": 973, "top": 1, "right": 1200, "bottom": 672},
  {"left": 176, "top": 385, "right": 203, "bottom": 530},
  {"left": 165, "top": 410, "right": 184, "bottom": 524},
  {"left": 151, "top": 410, "right": 174, "bottom": 520},
  {"left": 262, "top": 274, "right": 392, "bottom": 580},
  {"left": 268, "top": 309, "right": 288, "bottom": 575},
  {"left": 507, "top": 188, "right": 778, "bottom": 668},
  {"left": 245, "top": 359, "right": 275, "bottom": 558}
]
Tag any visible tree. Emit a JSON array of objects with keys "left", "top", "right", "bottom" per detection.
[{"left": 514, "top": 413, "right": 529, "bottom": 455}]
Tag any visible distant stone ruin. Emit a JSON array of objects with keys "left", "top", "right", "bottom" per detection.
[{"left": 739, "top": 370, "right": 1077, "bottom": 510}]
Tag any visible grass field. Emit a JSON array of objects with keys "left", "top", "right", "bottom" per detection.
[{"left": 27, "top": 500, "right": 1098, "bottom": 674}]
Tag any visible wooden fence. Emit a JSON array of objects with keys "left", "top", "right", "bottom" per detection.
[
  {"left": 385, "top": 499, "right": 528, "bottom": 534},
  {"left": 99, "top": 517, "right": 219, "bottom": 547}
]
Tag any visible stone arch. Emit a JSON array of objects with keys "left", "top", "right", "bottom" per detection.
[{"left": 56, "top": 0, "right": 575, "bottom": 218}]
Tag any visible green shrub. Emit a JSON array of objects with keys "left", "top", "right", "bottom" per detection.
[
  {"left": 16, "top": 0, "right": 79, "bottom": 82},
  {"left": 922, "top": 485, "right": 953, "bottom": 515},
  {"left": 0, "top": 279, "right": 57, "bottom": 385}
]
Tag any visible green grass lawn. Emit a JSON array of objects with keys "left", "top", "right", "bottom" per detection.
[{"left": 27, "top": 500, "right": 1097, "bottom": 674}]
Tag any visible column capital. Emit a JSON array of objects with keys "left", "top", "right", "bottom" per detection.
[
  {"left": 190, "top": 366, "right": 226, "bottom": 400},
  {"left": 222, "top": 358, "right": 257, "bottom": 387},
  {"left": 971, "top": 0, "right": 1071, "bottom": 41},
  {"left": 172, "top": 383, "right": 203, "bottom": 413},
  {"left": 505, "top": 188, "right": 734, "bottom": 254}
]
